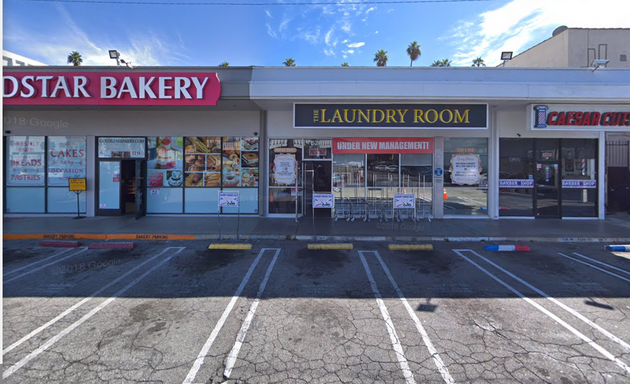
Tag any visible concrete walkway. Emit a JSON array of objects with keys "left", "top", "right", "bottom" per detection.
[{"left": 4, "top": 212, "right": 630, "bottom": 242}]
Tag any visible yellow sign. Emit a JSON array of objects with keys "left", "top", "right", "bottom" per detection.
[{"left": 69, "top": 178, "right": 86, "bottom": 191}]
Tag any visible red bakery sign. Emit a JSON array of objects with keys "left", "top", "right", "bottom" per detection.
[
  {"left": 2, "top": 71, "right": 221, "bottom": 106},
  {"left": 333, "top": 138, "right": 434, "bottom": 154}
]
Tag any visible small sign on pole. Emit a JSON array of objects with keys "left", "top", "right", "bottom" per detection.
[
  {"left": 394, "top": 194, "right": 415, "bottom": 209},
  {"left": 69, "top": 178, "right": 86, "bottom": 219},
  {"left": 218, "top": 191, "right": 241, "bottom": 240},
  {"left": 313, "top": 193, "right": 334, "bottom": 209}
]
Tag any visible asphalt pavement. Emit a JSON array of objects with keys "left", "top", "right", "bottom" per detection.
[{"left": 3, "top": 239, "right": 630, "bottom": 383}]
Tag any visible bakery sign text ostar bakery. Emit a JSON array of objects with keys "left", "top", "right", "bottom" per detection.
[{"left": 3, "top": 71, "right": 221, "bottom": 106}]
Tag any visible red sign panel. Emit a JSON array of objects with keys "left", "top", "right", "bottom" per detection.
[
  {"left": 3, "top": 72, "right": 221, "bottom": 106},
  {"left": 333, "top": 138, "right": 434, "bottom": 154}
]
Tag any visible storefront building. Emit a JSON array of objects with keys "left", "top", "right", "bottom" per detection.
[{"left": 4, "top": 66, "right": 629, "bottom": 220}]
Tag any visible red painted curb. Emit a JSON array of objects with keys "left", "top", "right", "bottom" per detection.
[
  {"left": 40, "top": 241, "right": 82, "bottom": 248},
  {"left": 88, "top": 242, "right": 137, "bottom": 249}
]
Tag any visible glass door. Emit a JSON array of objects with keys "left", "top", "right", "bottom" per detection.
[
  {"left": 535, "top": 139, "right": 560, "bottom": 218},
  {"left": 98, "top": 160, "right": 122, "bottom": 215},
  {"left": 535, "top": 163, "right": 559, "bottom": 217},
  {"left": 304, "top": 161, "right": 332, "bottom": 217}
]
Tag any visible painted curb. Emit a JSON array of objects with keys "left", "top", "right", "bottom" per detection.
[
  {"left": 208, "top": 243, "right": 253, "bottom": 250},
  {"left": 6, "top": 234, "right": 630, "bottom": 243},
  {"left": 88, "top": 242, "right": 137, "bottom": 250},
  {"left": 483, "top": 245, "right": 531, "bottom": 252},
  {"left": 605, "top": 245, "right": 630, "bottom": 251},
  {"left": 307, "top": 243, "right": 353, "bottom": 250},
  {"left": 388, "top": 244, "right": 434, "bottom": 251},
  {"left": 40, "top": 240, "right": 82, "bottom": 248}
]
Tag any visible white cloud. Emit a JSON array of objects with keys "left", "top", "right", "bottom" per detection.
[
  {"left": 265, "top": 10, "right": 272, "bottom": 18},
  {"left": 347, "top": 42, "right": 365, "bottom": 48},
  {"left": 266, "top": 23, "right": 278, "bottom": 39},
  {"left": 279, "top": 18, "right": 291, "bottom": 32},
  {"left": 4, "top": 4, "right": 188, "bottom": 66},
  {"left": 324, "top": 48, "right": 335, "bottom": 56},
  {"left": 366, "top": 7, "right": 376, "bottom": 15},
  {"left": 449, "top": 0, "right": 630, "bottom": 66}
]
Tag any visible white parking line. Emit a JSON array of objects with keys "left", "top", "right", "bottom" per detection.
[
  {"left": 3, "top": 247, "right": 89, "bottom": 285},
  {"left": 465, "top": 249, "right": 630, "bottom": 353},
  {"left": 183, "top": 248, "right": 275, "bottom": 384},
  {"left": 371, "top": 251, "right": 455, "bottom": 384},
  {"left": 3, "top": 248, "right": 73, "bottom": 277},
  {"left": 453, "top": 249, "right": 630, "bottom": 375},
  {"left": 3, "top": 247, "right": 177, "bottom": 355},
  {"left": 570, "top": 252, "right": 630, "bottom": 277},
  {"left": 358, "top": 251, "right": 416, "bottom": 384},
  {"left": 2, "top": 246, "right": 186, "bottom": 380},
  {"left": 224, "top": 248, "right": 281, "bottom": 379},
  {"left": 557, "top": 253, "right": 630, "bottom": 284}
]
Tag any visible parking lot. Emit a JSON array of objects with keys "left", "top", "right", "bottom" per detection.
[{"left": 3, "top": 239, "right": 630, "bottom": 383}]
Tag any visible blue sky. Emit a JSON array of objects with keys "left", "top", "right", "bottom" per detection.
[{"left": 3, "top": 0, "right": 630, "bottom": 68}]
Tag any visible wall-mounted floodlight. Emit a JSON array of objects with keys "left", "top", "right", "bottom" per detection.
[
  {"left": 591, "top": 59, "right": 610, "bottom": 71},
  {"left": 500, "top": 51, "right": 513, "bottom": 67},
  {"left": 109, "top": 50, "right": 120, "bottom": 66}
]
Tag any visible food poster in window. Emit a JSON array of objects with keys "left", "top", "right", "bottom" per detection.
[
  {"left": 184, "top": 137, "right": 221, "bottom": 187},
  {"left": 222, "top": 137, "right": 242, "bottom": 187},
  {"left": 147, "top": 136, "right": 184, "bottom": 187},
  {"left": 450, "top": 154, "right": 482, "bottom": 185},
  {"left": 241, "top": 137, "right": 259, "bottom": 187}
]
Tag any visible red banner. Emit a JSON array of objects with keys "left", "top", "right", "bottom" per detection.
[
  {"left": 333, "top": 137, "right": 434, "bottom": 154},
  {"left": 3, "top": 71, "right": 221, "bottom": 106}
]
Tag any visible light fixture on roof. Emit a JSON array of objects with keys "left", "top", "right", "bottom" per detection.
[
  {"left": 591, "top": 59, "right": 610, "bottom": 71},
  {"left": 500, "top": 51, "right": 513, "bottom": 67},
  {"left": 109, "top": 50, "right": 120, "bottom": 66}
]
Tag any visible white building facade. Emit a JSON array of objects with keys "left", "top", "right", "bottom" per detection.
[{"left": 3, "top": 66, "right": 629, "bottom": 221}]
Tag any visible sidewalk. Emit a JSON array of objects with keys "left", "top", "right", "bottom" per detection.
[{"left": 4, "top": 213, "right": 630, "bottom": 242}]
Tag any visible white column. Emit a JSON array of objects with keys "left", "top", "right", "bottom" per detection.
[
  {"left": 433, "top": 137, "right": 444, "bottom": 219},
  {"left": 488, "top": 109, "right": 499, "bottom": 219},
  {"left": 87, "top": 136, "right": 96, "bottom": 217},
  {"left": 598, "top": 131, "right": 606, "bottom": 220}
]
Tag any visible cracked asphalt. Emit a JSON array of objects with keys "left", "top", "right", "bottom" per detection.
[{"left": 3, "top": 240, "right": 630, "bottom": 383}]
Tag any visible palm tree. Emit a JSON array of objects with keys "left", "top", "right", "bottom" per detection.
[
  {"left": 219, "top": 61, "right": 229, "bottom": 67},
  {"left": 341, "top": 62, "right": 350, "bottom": 67},
  {"left": 472, "top": 57, "right": 486, "bottom": 67},
  {"left": 430, "top": 59, "right": 452, "bottom": 67},
  {"left": 283, "top": 58, "right": 296, "bottom": 67},
  {"left": 67, "top": 51, "right": 83, "bottom": 66},
  {"left": 406, "top": 41, "right": 421, "bottom": 67},
  {"left": 373, "top": 50, "right": 388, "bottom": 67}
]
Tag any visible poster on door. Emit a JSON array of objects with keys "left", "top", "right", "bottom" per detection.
[
  {"left": 274, "top": 154, "right": 296, "bottom": 185},
  {"left": 450, "top": 154, "right": 482, "bottom": 185}
]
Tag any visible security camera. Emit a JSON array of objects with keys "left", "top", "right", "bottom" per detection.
[
  {"left": 591, "top": 59, "right": 610, "bottom": 71},
  {"left": 120, "top": 59, "right": 134, "bottom": 69},
  {"left": 254, "top": 132, "right": 258, "bottom": 136}
]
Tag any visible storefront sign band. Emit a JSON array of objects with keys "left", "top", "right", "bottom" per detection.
[{"left": 295, "top": 103, "right": 488, "bottom": 129}]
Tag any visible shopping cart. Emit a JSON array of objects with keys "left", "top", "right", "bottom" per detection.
[
  {"left": 334, "top": 198, "right": 353, "bottom": 222},
  {"left": 350, "top": 198, "right": 368, "bottom": 222}
]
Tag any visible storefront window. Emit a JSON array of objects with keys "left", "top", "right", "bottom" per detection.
[
  {"left": 499, "top": 139, "right": 535, "bottom": 216},
  {"left": 5, "top": 136, "right": 87, "bottom": 214},
  {"left": 561, "top": 139, "right": 597, "bottom": 217},
  {"left": 367, "top": 154, "right": 399, "bottom": 188},
  {"left": 304, "top": 139, "right": 332, "bottom": 160},
  {"left": 444, "top": 138, "right": 488, "bottom": 216},
  {"left": 47, "top": 136, "right": 87, "bottom": 186},
  {"left": 333, "top": 154, "right": 365, "bottom": 200}
]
